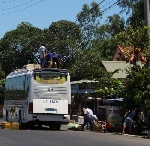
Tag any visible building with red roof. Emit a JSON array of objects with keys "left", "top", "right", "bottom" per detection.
[{"left": 112, "top": 45, "right": 146, "bottom": 62}]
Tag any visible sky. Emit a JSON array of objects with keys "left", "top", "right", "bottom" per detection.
[{"left": 0, "top": 0, "right": 126, "bottom": 39}]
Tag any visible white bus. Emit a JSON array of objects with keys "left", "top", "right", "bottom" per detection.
[{"left": 3, "top": 64, "right": 71, "bottom": 130}]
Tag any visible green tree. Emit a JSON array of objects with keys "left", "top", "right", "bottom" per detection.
[
  {"left": 123, "top": 65, "right": 150, "bottom": 122},
  {"left": 0, "top": 22, "right": 44, "bottom": 75},
  {"left": 76, "top": 2, "right": 102, "bottom": 49},
  {"left": 68, "top": 49, "right": 105, "bottom": 81},
  {"left": 94, "top": 38, "right": 117, "bottom": 61},
  {"left": 117, "top": 0, "right": 144, "bottom": 27},
  {"left": 45, "top": 20, "right": 82, "bottom": 68},
  {"left": 95, "top": 14, "right": 125, "bottom": 40},
  {"left": 90, "top": 14, "right": 125, "bottom": 61},
  {"left": 0, "top": 61, "right": 5, "bottom": 85},
  {"left": 114, "top": 22, "right": 149, "bottom": 48},
  {"left": 104, "top": 14, "right": 125, "bottom": 37},
  {"left": 0, "top": 65, "right": 5, "bottom": 82}
]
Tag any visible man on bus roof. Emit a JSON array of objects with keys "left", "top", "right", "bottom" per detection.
[
  {"left": 52, "top": 52, "right": 62, "bottom": 68},
  {"left": 44, "top": 52, "right": 53, "bottom": 68},
  {"left": 39, "top": 43, "right": 46, "bottom": 68}
]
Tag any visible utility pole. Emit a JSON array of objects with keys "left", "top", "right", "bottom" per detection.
[
  {"left": 144, "top": 1, "right": 150, "bottom": 139},
  {"left": 144, "top": 0, "right": 150, "bottom": 27},
  {"left": 144, "top": 0, "right": 150, "bottom": 68}
]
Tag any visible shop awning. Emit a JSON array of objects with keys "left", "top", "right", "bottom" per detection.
[
  {"left": 70, "top": 80, "right": 98, "bottom": 84},
  {"left": 103, "top": 98, "right": 124, "bottom": 104}
]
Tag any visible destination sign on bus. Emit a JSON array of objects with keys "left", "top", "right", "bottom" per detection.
[{"left": 35, "top": 73, "right": 66, "bottom": 84}]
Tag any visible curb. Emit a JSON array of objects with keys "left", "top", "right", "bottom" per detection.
[{"left": 110, "top": 132, "right": 149, "bottom": 139}]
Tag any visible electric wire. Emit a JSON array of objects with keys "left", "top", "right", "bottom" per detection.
[
  {"left": 1, "top": 0, "right": 45, "bottom": 15},
  {"left": 101, "top": 1, "right": 118, "bottom": 14},
  {"left": 99, "top": 0, "right": 106, "bottom": 5},
  {"left": 1, "top": 0, "right": 36, "bottom": 11},
  {"left": 75, "top": 0, "right": 118, "bottom": 24},
  {"left": 0, "top": 0, "right": 17, "bottom": 3},
  {"left": 101, "top": 0, "right": 115, "bottom": 9},
  {"left": 0, "top": 0, "right": 117, "bottom": 17}
]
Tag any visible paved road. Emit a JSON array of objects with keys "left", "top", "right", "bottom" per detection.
[
  {"left": 0, "top": 127, "right": 149, "bottom": 146},
  {"left": 0, "top": 119, "right": 149, "bottom": 146}
]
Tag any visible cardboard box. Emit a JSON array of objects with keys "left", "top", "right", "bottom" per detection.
[
  {"left": 1, "top": 122, "right": 11, "bottom": 129},
  {"left": 78, "top": 125, "right": 82, "bottom": 131},
  {"left": 78, "top": 116, "right": 84, "bottom": 124},
  {"left": 93, "top": 122, "right": 103, "bottom": 132},
  {"left": 10, "top": 122, "right": 19, "bottom": 130},
  {"left": 78, "top": 125, "right": 88, "bottom": 131},
  {"left": 69, "top": 120, "right": 76, "bottom": 124}
]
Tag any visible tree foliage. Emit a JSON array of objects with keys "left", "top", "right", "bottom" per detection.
[
  {"left": 115, "top": 22, "right": 149, "bottom": 48},
  {"left": 68, "top": 49, "right": 105, "bottom": 80},
  {"left": 94, "top": 38, "right": 117, "bottom": 61},
  {"left": 0, "top": 2, "right": 149, "bottom": 120},
  {"left": 0, "top": 64, "right": 5, "bottom": 84},
  {"left": 76, "top": 2, "right": 102, "bottom": 48},
  {"left": 123, "top": 65, "right": 150, "bottom": 120},
  {"left": 45, "top": 20, "right": 82, "bottom": 68},
  {"left": 104, "top": 14, "right": 125, "bottom": 37},
  {"left": 94, "top": 78, "right": 124, "bottom": 98},
  {"left": 117, "top": 0, "right": 144, "bottom": 26},
  {"left": 0, "top": 22, "right": 44, "bottom": 75}
]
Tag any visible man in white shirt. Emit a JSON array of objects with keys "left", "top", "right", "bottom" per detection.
[
  {"left": 82, "top": 107, "right": 93, "bottom": 131},
  {"left": 39, "top": 44, "right": 46, "bottom": 68},
  {"left": 92, "top": 115, "right": 98, "bottom": 121}
]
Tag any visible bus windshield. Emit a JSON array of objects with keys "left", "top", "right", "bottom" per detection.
[{"left": 34, "top": 73, "right": 67, "bottom": 84}]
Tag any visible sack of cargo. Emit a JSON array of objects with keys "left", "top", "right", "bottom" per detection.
[{"left": 67, "top": 123, "right": 79, "bottom": 130}]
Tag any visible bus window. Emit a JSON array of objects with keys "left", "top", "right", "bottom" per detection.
[
  {"left": 7, "top": 78, "right": 12, "bottom": 90},
  {"left": 34, "top": 73, "right": 67, "bottom": 84}
]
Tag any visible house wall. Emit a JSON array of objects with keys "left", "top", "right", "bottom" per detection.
[{"left": 102, "top": 61, "right": 144, "bottom": 79}]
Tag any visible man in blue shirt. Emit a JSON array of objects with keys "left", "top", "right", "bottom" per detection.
[
  {"left": 44, "top": 52, "right": 53, "bottom": 68},
  {"left": 52, "top": 52, "right": 62, "bottom": 68},
  {"left": 122, "top": 109, "right": 136, "bottom": 134}
]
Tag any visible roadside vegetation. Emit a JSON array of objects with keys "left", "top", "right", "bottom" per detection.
[{"left": 0, "top": 1, "right": 150, "bottom": 123}]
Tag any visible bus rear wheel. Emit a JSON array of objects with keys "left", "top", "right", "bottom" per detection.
[
  {"left": 49, "top": 124, "right": 61, "bottom": 130},
  {"left": 27, "top": 122, "right": 34, "bottom": 130},
  {"left": 55, "top": 124, "right": 61, "bottom": 130},
  {"left": 49, "top": 125, "right": 55, "bottom": 130}
]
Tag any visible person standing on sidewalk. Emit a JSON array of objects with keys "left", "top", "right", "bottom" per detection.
[{"left": 82, "top": 107, "right": 93, "bottom": 131}]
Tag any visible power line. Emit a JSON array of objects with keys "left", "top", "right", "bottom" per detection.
[
  {"left": 1, "top": 0, "right": 45, "bottom": 15},
  {"left": 1, "top": 0, "right": 36, "bottom": 11},
  {"left": 98, "top": 0, "right": 118, "bottom": 15},
  {"left": 101, "top": 1, "right": 118, "bottom": 14},
  {"left": 0, "top": 0, "right": 17, "bottom": 3},
  {"left": 99, "top": 0, "right": 106, "bottom": 5},
  {"left": 101, "top": 0, "right": 115, "bottom": 9}
]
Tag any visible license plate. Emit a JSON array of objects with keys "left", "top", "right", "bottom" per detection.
[{"left": 45, "top": 108, "right": 57, "bottom": 113}]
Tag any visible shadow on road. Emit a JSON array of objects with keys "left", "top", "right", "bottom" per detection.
[{"left": 21, "top": 124, "right": 68, "bottom": 131}]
